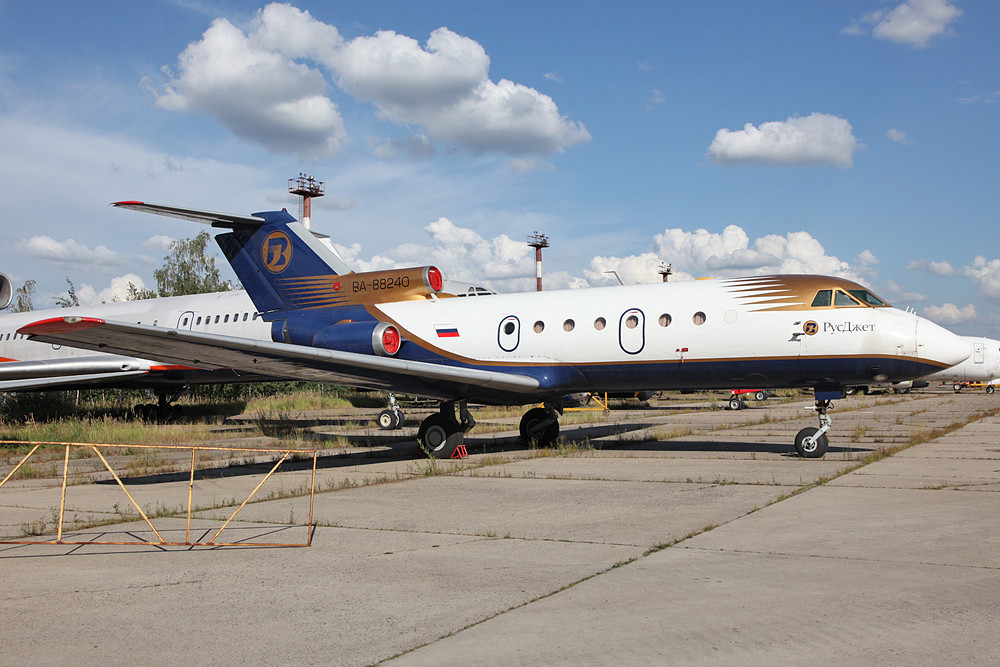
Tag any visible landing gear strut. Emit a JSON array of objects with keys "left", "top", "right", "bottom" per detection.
[
  {"left": 417, "top": 400, "right": 475, "bottom": 458},
  {"left": 519, "top": 402, "right": 561, "bottom": 447},
  {"left": 134, "top": 387, "right": 186, "bottom": 422},
  {"left": 794, "top": 399, "right": 832, "bottom": 458},
  {"left": 376, "top": 393, "right": 406, "bottom": 430}
]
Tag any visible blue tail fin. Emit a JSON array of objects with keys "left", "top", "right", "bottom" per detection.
[
  {"left": 214, "top": 210, "right": 444, "bottom": 317},
  {"left": 215, "top": 210, "right": 356, "bottom": 315}
]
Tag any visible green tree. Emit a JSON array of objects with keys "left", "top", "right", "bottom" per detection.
[
  {"left": 153, "top": 231, "right": 233, "bottom": 297},
  {"left": 54, "top": 276, "right": 80, "bottom": 308},
  {"left": 123, "top": 282, "right": 157, "bottom": 301},
  {"left": 12, "top": 279, "right": 36, "bottom": 312}
]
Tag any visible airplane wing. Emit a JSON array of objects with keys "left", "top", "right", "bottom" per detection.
[
  {"left": 0, "top": 356, "right": 150, "bottom": 391},
  {"left": 17, "top": 317, "right": 539, "bottom": 399}
]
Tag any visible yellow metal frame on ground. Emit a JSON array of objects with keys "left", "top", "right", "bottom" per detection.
[
  {"left": 0, "top": 441, "right": 317, "bottom": 548},
  {"left": 564, "top": 393, "right": 610, "bottom": 412}
]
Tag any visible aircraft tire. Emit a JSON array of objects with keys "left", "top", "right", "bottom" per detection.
[
  {"left": 519, "top": 407, "right": 559, "bottom": 447},
  {"left": 754, "top": 391, "right": 766, "bottom": 401},
  {"left": 377, "top": 409, "right": 398, "bottom": 430},
  {"left": 987, "top": 386, "right": 995, "bottom": 395},
  {"left": 394, "top": 410, "right": 405, "bottom": 428},
  {"left": 728, "top": 397, "right": 744, "bottom": 410},
  {"left": 794, "top": 427, "right": 828, "bottom": 458},
  {"left": 417, "top": 413, "right": 462, "bottom": 458}
]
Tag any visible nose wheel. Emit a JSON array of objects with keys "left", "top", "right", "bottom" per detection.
[{"left": 794, "top": 399, "right": 832, "bottom": 458}]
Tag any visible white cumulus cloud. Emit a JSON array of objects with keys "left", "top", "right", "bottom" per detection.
[
  {"left": 707, "top": 113, "right": 860, "bottom": 167},
  {"left": 154, "top": 11, "right": 346, "bottom": 156},
  {"left": 923, "top": 303, "right": 977, "bottom": 325},
  {"left": 964, "top": 256, "right": 1000, "bottom": 302},
  {"left": 584, "top": 225, "right": 858, "bottom": 285},
  {"left": 14, "top": 236, "right": 127, "bottom": 271},
  {"left": 843, "top": 0, "right": 962, "bottom": 49},
  {"left": 152, "top": 4, "right": 589, "bottom": 158}
]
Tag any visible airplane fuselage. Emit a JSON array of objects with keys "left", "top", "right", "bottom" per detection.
[{"left": 363, "top": 274, "right": 960, "bottom": 401}]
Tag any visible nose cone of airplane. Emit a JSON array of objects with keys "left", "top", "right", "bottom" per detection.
[{"left": 916, "top": 318, "right": 972, "bottom": 370}]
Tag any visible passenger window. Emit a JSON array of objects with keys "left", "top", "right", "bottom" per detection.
[
  {"left": 594, "top": 317, "right": 606, "bottom": 331},
  {"left": 625, "top": 315, "right": 639, "bottom": 329},
  {"left": 834, "top": 291, "right": 861, "bottom": 306},
  {"left": 242, "top": 313, "right": 248, "bottom": 322},
  {"left": 658, "top": 314, "right": 672, "bottom": 327},
  {"left": 196, "top": 316, "right": 202, "bottom": 325},
  {"left": 224, "top": 314, "right": 230, "bottom": 323},
  {"left": 182, "top": 317, "right": 189, "bottom": 326},
  {"left": 533, "top": 321, "right": 545, "bottom": 333},
  {"left": 214, "top": 315, "right": 220, "bottom": 324},
  {"left": 563, "top": 319, "right": 575, "bottom": 332},
  {"left": 811, "top": 290, "right": 832, "bottom": 307},
  {"left": 693, "top": 312, "right": 706, "bottom": 325}
]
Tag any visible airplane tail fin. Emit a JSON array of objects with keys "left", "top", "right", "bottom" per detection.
[
  {"left": 112, "top": 201, "right": 444, "bottom": 319},
  {"left": 215, "top": 210, "right": 444, "bottom": 316}
]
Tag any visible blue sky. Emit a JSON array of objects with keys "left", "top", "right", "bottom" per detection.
[{"left": 0, "top": 1, "right": 997, "bottom": 334}]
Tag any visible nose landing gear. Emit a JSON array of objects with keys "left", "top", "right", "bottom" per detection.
[{"left": 794, "top": 398, "right": 833, "bottom": 458}]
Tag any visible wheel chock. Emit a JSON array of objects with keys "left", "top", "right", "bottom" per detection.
[{"left": 450, "top": 444, "right": 469, "bottom": 459}]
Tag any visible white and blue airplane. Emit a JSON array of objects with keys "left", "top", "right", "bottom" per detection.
[
  {"left": 16, "top": 201, "right": 969, "bottom": 459},
  {"left": 0, "top": 267, "right": 492, "bottom": 420},
  {"left": 925, "top": 336, "right": 1000, "bottom": 392}
]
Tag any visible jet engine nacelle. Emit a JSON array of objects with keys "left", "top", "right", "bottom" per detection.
[
  {"left": 328, "top": 265, "right": 444, "bottom": 305},
  {"left": 0, "top": 273, "right": 12, "bottom": 310},
  {"left": 274, "top": 319, "right": 402, "bottom": 357}
]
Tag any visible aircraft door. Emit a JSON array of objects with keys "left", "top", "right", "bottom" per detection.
[
  {"left": 498, "top": 315, "right": 520, "bottom": 352},
  {"left": 974, "top": 342, "right": 985, "bottom": 364},
  {"left": 177, "top": 311, "right": 195, "bottom": 330},
  {"left": 619, "top": 308, "right": 645, "bottom": 355}
]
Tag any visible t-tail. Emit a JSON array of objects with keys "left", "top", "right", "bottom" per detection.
[
  {"left": 212, "top": 209, "right": 445, "bottom": 315},
  {"left": 112, "top": 201, "right": 445, "bottom": 354}
]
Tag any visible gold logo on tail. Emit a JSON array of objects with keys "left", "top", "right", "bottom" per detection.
[{"left": 262, "top": 231, "right": 292, "bottom": 273}]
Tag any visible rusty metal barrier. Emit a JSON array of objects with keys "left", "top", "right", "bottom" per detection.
[{"left": 0, "top": 441, "right": 317, "bottom": 547}]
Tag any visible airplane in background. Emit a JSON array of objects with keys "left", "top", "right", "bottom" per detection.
[
  {"left": 925, "top": 336, "right": 1000, "bottom": 393},
  {"left": 0, "top": 252, "right": 493, "bottom": 421},
  {"left": 17, "top": 201, "right": 970, "bottom": 459}
]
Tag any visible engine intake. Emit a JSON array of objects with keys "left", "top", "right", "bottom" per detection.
[{"left": 0, "top": 273, "right": 12, "bottom": 310}]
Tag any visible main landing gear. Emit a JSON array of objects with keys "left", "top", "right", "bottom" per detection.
[
  {"left": 519, "top": 403, "right": 561, "bottom": 447},
  {"left": 415, "top": 401, "right": 564, "bottom": 458},
  {"left": 417, "top": 400, "right": 476, "bottom": 458},
  {"left": 133, "top": 387, "right": 186, "bottom": 422},
  {"left": 794, "top": 398, "right": 832, "bottom": 458}
]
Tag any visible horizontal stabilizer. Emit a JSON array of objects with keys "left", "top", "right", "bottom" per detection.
[{"left": 111, "top": 201, "right": 266, "bottom": 229}]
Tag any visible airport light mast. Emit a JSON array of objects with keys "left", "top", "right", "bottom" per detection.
[
  {"left": 527, "top": 231, "right": 549, "bottom": 292},
  {"left": 658, "top": 262, "right": 673, "bottom": 282},
  {"left": 288, "top": 173, "right": 325, "bottom": 230}
]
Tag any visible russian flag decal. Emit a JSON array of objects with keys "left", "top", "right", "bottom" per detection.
[{"left": 435, "top": 324, "right": 460, "bottom": 338}]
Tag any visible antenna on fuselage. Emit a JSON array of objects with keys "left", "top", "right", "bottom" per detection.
[{"left": 288, "top": 173, "right": 325, "bottom": 230}]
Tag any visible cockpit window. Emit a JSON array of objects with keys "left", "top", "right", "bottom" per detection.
[
  {"left": 848, "top": 289, "right": 888, "bottom": 307},
  {"left": 834, "top": 290, "right": 862, "bottom": 306},
  {"left": 811, "top": 290, "right": 832, "bottom": 307}
]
